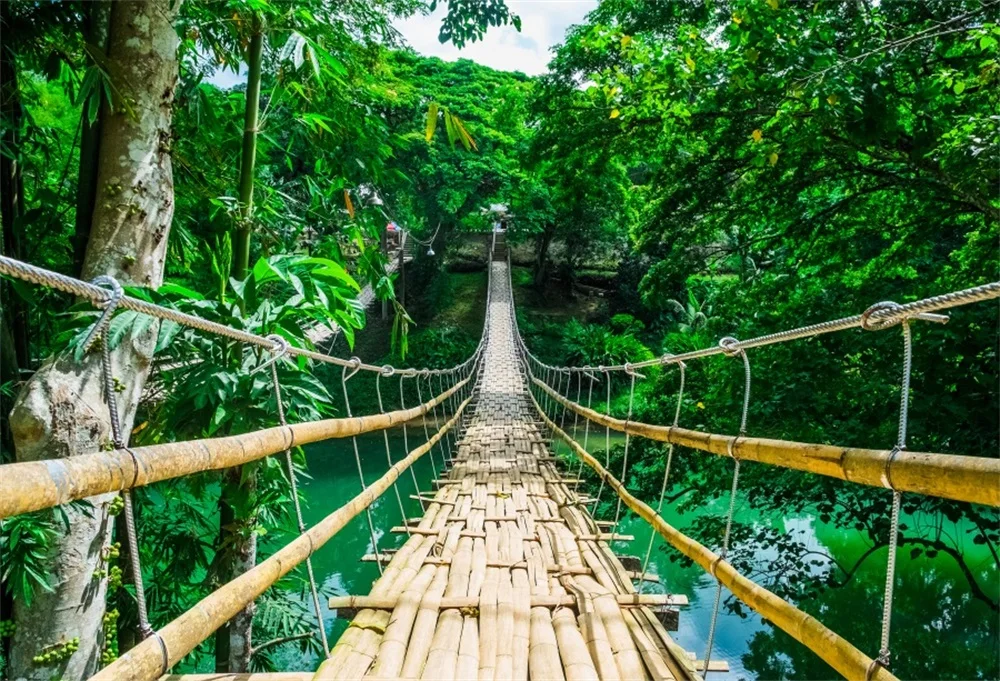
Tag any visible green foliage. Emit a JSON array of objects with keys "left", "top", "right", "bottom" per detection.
[{"left": 0, "top": 510, "right": 61, "bottom": 607}]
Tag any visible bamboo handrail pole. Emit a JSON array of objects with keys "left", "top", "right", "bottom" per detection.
[
  {"left": 529, "top": 389, "right": 899, "bottom": 681},
  {"left": 1, "top": 378, "right": 469, "bottom": 519},
  {"left": 534, "top": 377, "right": 999, "bottom": 507},
  {"left": 88, "top": 397, "right": 471, "bottom": 681}
]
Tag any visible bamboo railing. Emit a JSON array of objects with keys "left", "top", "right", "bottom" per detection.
[
  {"left": 0, "top": 378, "right": 469, "bottom": 519},
  {"left": 529, "top": 389, "right": 899, "bottom": 681},
  {"left": 90, "top": 397, "right": 471, "bottom": 681},
  {"left": 534, "top": 378, "right": 999, "bottom": 507}
]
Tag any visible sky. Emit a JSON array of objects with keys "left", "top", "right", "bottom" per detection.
[
  {"left": 395, "top": 1, "right": 597, "bottom": 76},
  {"left": 207, "top": 1, "right": 596, "bottom": 88}
]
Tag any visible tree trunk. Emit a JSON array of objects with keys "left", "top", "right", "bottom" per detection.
[
  {"left": 7, "top": 2, "right": 180, "bottom": 679},
  {"left": 0, "top": 8, "right": 30, "bottom": 370},
  {"left": 72, "top": 1, "right": 112, "bottom": 278},
  {"left": 217, "top": 16, "right": 264, "bottom": 672},
  {"left": 231, "top": 16, "right": 264, "bottom": 280},
  {"left": 533, "top": 225, "right": 555, "bottom": 288}
]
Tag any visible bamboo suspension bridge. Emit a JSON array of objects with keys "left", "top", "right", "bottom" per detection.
[{"left": 0, "top": 236, "right": 998, "bottom": 681}]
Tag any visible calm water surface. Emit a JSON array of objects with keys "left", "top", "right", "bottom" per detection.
[{"left": 285, "top": 432, "right": 997, "bottom": 680}]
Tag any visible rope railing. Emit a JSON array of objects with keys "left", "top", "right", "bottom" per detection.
[
  {"left": 528, "top": 389, "right": 897, "bottom": 681},
  {"left": 532, "top": 378, "right": 1000, "bottom": 507},
  {"left": 90, "top": 396, "right": 472, "bottom": 681},
  {"left": 508, "top": 246, "right": 999, "bottom": 680},
  {"left": 0, "top": 376, "right": 472, "bottom": 519},
  {"left": 0, "top": 254, "right": 471, "bottom": 376},
  {"left": 520, "top": 280, "right": 1000, "bottom": 374}
]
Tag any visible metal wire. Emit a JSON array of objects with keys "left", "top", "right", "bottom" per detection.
[
  {"left": 414, "top": 376, "right": 440, "bottom": 481},
  {"left": 268, "top": 358, "right": 329, "bottom": 655},
  {"left": 573, "top": 374, "right": 596, "bottom": 495},
  {"left": 638, "top": 360, "right": 686, "bottom": 594}
]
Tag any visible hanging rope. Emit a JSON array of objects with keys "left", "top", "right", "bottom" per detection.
[
  {"left": 414, "top": 374, "right": 440, "bottom": 481},
  {"left": 638, "top": 359, "right": 686, "bottom": 594},
  {"left": 863, "top": 302, "right": 915, "bottom": 679},
  {"left": 264, "top": 335, "right": 329, "bottom": 655},
  {"left": 341, "top": 359, "right": 384, "bottom": 575},
  {"left": 399, "top": 375, "right": 425, "bottom": 512},
  {"left": 612, "top": 364, "right": 642, "bottom": 542},
  {"left": 702, "top": 337, "right": 752, "bottom": 679},
  {"left": 376, "top": 366, "right": 409, "bottom": 535},
  {"left": 592, "top": 368, "right": 612, "bottom": 515},
  {"left": 573, "top": 372, "right": 597, "bottom": 495},
  {"left": 88, "top": 275, "right": 168, "bottom": 670}
]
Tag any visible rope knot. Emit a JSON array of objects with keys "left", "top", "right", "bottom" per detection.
[
  {"left": 82, "top": 275, "right": 125, "bottom": 352},
  {"left": 718, "top": 336, "right": 742, "bottom": 357},
  {"left": 250, "top": 334, "right": 289, "bottom": 375},
  {"left": 860, "top": 301, "right": 904, "bottom": 331},
  {"left": 381, "top": 364, "right": 396, "bottom": 377}
]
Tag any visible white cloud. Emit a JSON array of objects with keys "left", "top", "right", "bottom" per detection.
[{"left": 394, "top": 0, "right": 597, "bottom": 76}]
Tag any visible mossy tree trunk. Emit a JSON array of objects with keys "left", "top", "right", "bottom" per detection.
[{"left": 7, "top": 1, "right": 180, "bottom": 678}]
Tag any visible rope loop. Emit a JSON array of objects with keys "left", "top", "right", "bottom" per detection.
[
  {"left": 860, "top": 301, "right": 904, "bottom": 331},
  {"left": 250, "top": 333, "right": 289, "bottom": 375},
  {"left": 381, "top": 364, "right": 396, "bottom": 377},
  {"left": 343, "top": 356, "right": 363, "bottom": 382},
  {"left": 882, "top": 445, "right": 904, "bottom": 491},
  {"left": 82, "top": 274, "right": 125, "bottom": 352},
  {"left": 718, "top": 335, "right": 743, "bottom": 357}
]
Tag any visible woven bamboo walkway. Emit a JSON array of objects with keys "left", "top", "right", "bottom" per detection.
[{"left": 314, "top": 262, "right": 698, "bottom": 681}]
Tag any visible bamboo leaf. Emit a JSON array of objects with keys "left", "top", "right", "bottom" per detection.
[{"left": 425, "top": 102, "right": 439, "bottom": 141}]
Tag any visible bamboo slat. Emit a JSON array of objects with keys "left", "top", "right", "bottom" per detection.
[
  {"left": 532, "top": 390, "right": 899, "bottom": 681},
  {"left": 90, "top": 397, "right": 470, "bottom": 681},
  {"left": 535, "top": 377, "right": 999, "bottom": 507},
  {"left": 2, "top": 378, "right": 468, "bottom": 519},
  {"left": 328, "top": 594, "right": 685, "bottom": 610}
]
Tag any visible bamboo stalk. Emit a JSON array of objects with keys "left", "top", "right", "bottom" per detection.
[
  {"left": 2, "top": 378, "right": 469, "bottom": 519},
  {"left": 532, "top": 390, "right": 899, "bottom": 681},
  {"left": 535, "top": 377, "right": 999, "bottom": 507},
  {"left": 91, "top": 397, "right": 470, "bottom": 681}
]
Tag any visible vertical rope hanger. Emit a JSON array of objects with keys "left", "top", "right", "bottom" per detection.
[
  {"left": 413, "top": 374, "right": 440, "bottom": 481},
  {"left": 592, "top": 368, "right": 612, "bottom": 515},
  {"left": 341, "top": 359, "right": 384, "bottom": 575},
  {"left": 261, "top": 335, "right": 329, "bottom": 655},
  {"left": 861, "top": 302, "right": 922, "bottom": 679},
  {"left": 376, "top": 367, "right": 409, "bottom": 535},
  {"left": 612, "top": 364, "right": 642, "bottom": 545},
  {"left": 398, "top": 374, "right": 425, "bottom": 512},
  {"left": 573, "top": 372, "right": 598, "bottom": 495},
  {"left": 87, "top": 277, "right": 156, "bottom": 642},
  {"left": 638, "top": 359, "right": 686, "bottom": 594},
  {"left": 702, "top": 337, "right": 752, "bottom": 679}
]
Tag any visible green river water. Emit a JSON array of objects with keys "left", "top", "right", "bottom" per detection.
[{"left": 288, "top": 431, "right": 997, "bottom": 680}]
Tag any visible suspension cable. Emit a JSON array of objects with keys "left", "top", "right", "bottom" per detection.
[
  {"left": 376, "top": 367, "right": 409, "bottom": 535},
  {"left": 573, "top": 373, "right": 597, "bottom": 495},
  {"left": 638, "top": 360, "right": 686, "bottom": 594},
  {"left": 0, "top": 254, "right": 469, "bottom": 377},
  {"left": 702, "top": 339, "right": 752, "bottom": 678},
  {"left": 612, "top": 366, "right": 641, "bottom": 543},
  {"left": 341, "top": 360, "right": 384, "bottom": 575},
  {"left": 865, "top": 302, "right": 915, "bottom": 679},
  {"left": 592, "top": 368, "right": 613, "bottom": 515},
  {"left": 399, "top": 374, "right": 424, "bottom": 513},
  {"left": 266, "top": 337, "right": 329, "bottom": 655},
  {"left": 414, "top": 375, "right": 440, "bottom": 482},
  {"left": 90, "top": 276, "right": 157, "bottom": 644}
]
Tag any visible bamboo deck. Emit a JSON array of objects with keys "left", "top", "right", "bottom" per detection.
[{"left": 312, "top": 262, "right": 698, "bottom": 681}]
